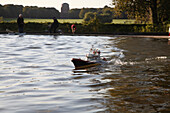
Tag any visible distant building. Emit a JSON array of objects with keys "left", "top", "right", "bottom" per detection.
[{"left": 60, "top": 3, "right": 69, "bottom": 19}]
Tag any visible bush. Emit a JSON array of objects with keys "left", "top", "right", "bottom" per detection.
[
  {"left": 97, "top": 14, "right": 113, "bottom": 23},
  {"left": 83, "top": 16, "right": 101, "bottom": 32},
  {"left": 83, "top": 12, "right": 113, "bottom": 24},
  {"left": 0, "top": 22, "right": 168, "bottom": 33},
  {"left": 84, "top": 12, "right": 95, "bottom": 22}
]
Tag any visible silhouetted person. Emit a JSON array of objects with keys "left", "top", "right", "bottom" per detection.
[
  {"left": 50, "top": 17, "right": 59, "bottom": 33},
  {"left": 17, "top": 14, "right": 24, "bottom": 33}
]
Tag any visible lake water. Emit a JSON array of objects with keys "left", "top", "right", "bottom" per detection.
[{"left": 0, "top": 34, "right": 169, "bottom": 113}]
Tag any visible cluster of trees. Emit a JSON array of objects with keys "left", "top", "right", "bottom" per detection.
[
  {"left": 0, "top": 4, "right": 23, "bottom": 18},
  {"left": 23, "top": 6, "right": 60, "bottom": 18},
  {"left": 112, "top": 0, "right": 170, "bottom": 24},
  {"left": 68, "top": 6, "right": 127, "bottom": 20},
  {"left": 68, "top": 9, "right": 81, "bottom": 19},
  {"left": 0, "top": 4, "right": 128, "bottom": 24},
  {"left": 83, "top": 6, "right": 116, "bottom": 23},
  {"left": 0, "top": 17, "right": 3, "bottom": 22},
  {"left": 0, "top": 4, "right": 60, "bottom": 19},
  {"left": 69, "top": 6, "right": 127, "bottom": 23},
  {"left": 0, "top": 4, "right": 129, "bottom": 24}
]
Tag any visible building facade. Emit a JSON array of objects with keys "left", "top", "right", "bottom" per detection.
[{"left": 60, "top": 3, "right": 69, "bottom": 19}]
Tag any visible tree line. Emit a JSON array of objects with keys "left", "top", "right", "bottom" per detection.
[
  {"left": 0, "top": 4, "right": 127, "bottom": 20},
  {"left": 69, "top": 6, "right": 128, "bottom": 24},
  {"left": 0, "top": 4, "right": 60, "bottom": 19},
  {"left": 69, "top": 6, "right": 127, "bottom": 19},
  {"left": 81, "top": 6, "right": 128, "bottom": 23}
]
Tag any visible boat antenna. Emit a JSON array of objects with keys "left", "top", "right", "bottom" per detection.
[
  {"left": 90, "top": 45, "right": 94, "bottom": 52},
  {"left": 92, "top": 45, "right": 94, "bottom": 49}
]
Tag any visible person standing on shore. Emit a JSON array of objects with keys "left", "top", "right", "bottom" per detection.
[
  {"left": 71, "top": 24, "right": 76, "bottom": 34},
  {"left": 17, "top": 14, "right": 24, "bottom": 33},
  {"left": 49, "top": 17, "right": 59, "bottom": 33},
  {"left": 168, "top": 27, "right": 170, "bottom": 45}
]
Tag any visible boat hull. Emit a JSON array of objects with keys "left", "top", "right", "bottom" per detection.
[{"left": 71, "top": 58, "right": 101, "bottom": 69}]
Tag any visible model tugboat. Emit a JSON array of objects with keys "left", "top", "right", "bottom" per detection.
[{"left": 71, "top": 46, "right": 107, "bottom": 69}]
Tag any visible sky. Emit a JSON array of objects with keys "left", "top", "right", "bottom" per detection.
[{"left": 0, "top": 0, "right": 113, "bottom": 11}]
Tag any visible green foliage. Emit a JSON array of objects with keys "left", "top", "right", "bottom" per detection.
[
  {"left": 83, "top": 8, "right": 113, "bottom": 24},
  {"left": 0, "top": 4, "right": 130, "bottom": 20},
  {"left": 113, "top": 0, "right": 170, "bottom": 24},
  {"left": 102, "top": 7, "right": 113, "bottom": 15},
  {"left": 68, "top": 9, "right": 81, "bottom": 19},
  {"left": 83, "top": 12, "right": 95, "bottom": 22},
  {"left": 83, "top": 15, "right": 101, "bottom": 32},
  {"left": 0, "top": 22, "right": 168, "bottom": 33},
  {"left": 0, "top": 5, "right": 4, "bottom": 17},
  {"left": 0, "top": 17, "right": 3, "bottom": 22},
  {"left": 23, "top": 7, "right": 60, "bottom": 19},
  {"left": 0, "top": 4, "right": 60, "bottom": 19},
  {"left": 78, "top": 6, "right": 127, "bottom": 20},
  {"left": 79, "top": 8, "right": 98, "bottom": 19},
  {"left": 0, "top": 4, "right": 23, "bottom": 18},
  {"left": 24, "top": 22, "right": 49, "bottom": 32},
  {"left": 97, "top": 14, "right": 113, "bottom": 23}
]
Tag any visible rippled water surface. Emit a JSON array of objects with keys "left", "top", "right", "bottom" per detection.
[{"left": 0, "top": 34, "right": 169, "bottom": 113}]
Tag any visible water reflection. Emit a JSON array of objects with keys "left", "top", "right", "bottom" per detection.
[
  {"left": 73, "top": 65, "right": 108, "bottom": 75},
  {"left": 73, "top": 37, "right": 170, "bottom": 113},
  {"left": 99, "top": 37, "right": 170, "bottom": 113}
]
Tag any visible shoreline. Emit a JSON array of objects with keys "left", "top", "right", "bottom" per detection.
[
  {"left": 116, "top": 35, "right": 169, "bottom": 39},
  {"left": 0, "top": 32, "right": 169, "bottom": 39}
]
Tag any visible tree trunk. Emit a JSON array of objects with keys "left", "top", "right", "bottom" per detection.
[{"left": 150, "top": 0, "right": 158, "bottom": 24}]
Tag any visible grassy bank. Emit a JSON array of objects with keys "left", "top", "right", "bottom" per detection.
[
  {"left": 0, "top": 22, "right": 168, "bottom": 34},
  {"left": 3, "top": 18, "right": 136, "bottom": 24},
  {"left": 3, "top": 18, "right": 83, "bottom": 24}
]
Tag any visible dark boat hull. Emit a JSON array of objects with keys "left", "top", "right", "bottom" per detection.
[{"left": 71, "top": 58, "right": 100, "bottom": 69}]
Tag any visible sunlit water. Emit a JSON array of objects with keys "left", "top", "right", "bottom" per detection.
[{"left": 0, "top": 34, "right": 169, "bottom": 113}]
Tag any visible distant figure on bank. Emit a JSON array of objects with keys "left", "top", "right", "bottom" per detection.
[
  {"left": 17, "top": 14, "right": 24, "bottom": 33},
  {"left": 71, "top": 24, "right": 76, "bottom": 34},
  {"left": 168, "top": 27, "right": 170, "bottom": 45},
  {"left": 49, "top": 17, "right": 59, "bottom": 33}
]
